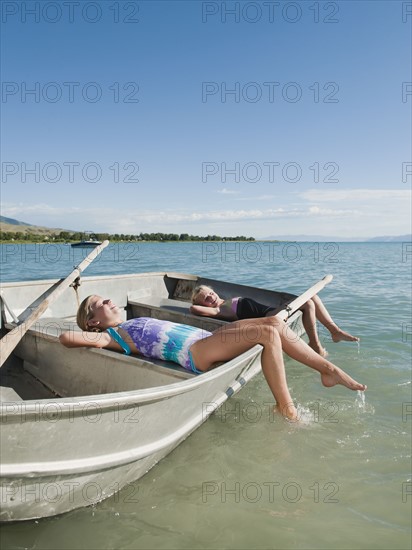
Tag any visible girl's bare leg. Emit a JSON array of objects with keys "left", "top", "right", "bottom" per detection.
[
  {"left": 273, "top": 318, "right": 366, "bottom": 391},
  {"left": 311, "top": 295, "right": 359, "bottom": 342},
  {"left": 190, "top": 322, "right": 298, "bottom": 420},
  {"left": 299, "top": 299, "right": 327, "bottom": 356},
  {"left": 268, "top": 299, "right": 326, "bottom": 356},
  {"left": 190, "top": 317, "right": 366, "bottom": 420}
]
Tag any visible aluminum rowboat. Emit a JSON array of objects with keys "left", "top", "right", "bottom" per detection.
[{"left": 0, "top": 271, "right": 304, "bottom": 521}]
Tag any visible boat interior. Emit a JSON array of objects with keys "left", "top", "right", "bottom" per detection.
[{"left": 0, "top": 272, "right": 302, "bottom": 402}]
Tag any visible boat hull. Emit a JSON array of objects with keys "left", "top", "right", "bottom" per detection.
[{"left": 1, "top": 349, "right": 260, "bottom": 521}]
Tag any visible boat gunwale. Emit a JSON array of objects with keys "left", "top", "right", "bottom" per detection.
[
  {"left": 0, "top": 346, "right": 262, "bottom": 417},
  {"left": 0, "top": 271, "right": 197, "bottom": 288}
]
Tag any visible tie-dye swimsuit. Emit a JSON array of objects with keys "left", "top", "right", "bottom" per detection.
[{"left": 111, "top": 318, "right": 212, "bottom": 374}]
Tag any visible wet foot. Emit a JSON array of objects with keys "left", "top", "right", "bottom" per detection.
[
  {"left": 321, "top": 367, "right": 366, "bottom": 391},
  {"left": 274, "top": 403, "right": 299, "bottom": 422},
  {"left": 330, "top": 327, "right": 359, "bottom": 343}
]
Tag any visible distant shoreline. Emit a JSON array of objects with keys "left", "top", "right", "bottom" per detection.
[
  {"left": 1, "top": 218, "right": 410, "bottom": 244},
  {"left": 0, "top": 239, "right": 260, "bottom": 245},
  {"left": 0, "top": 239, "right": 409, "bottom": 245}
]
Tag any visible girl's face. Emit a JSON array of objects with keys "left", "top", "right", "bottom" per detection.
[
  {"left": 197, "top": 287, "right": 220, "bottom": 307},
  {"left": 87, "top": 295, "right": 122, "bottom": 329}
]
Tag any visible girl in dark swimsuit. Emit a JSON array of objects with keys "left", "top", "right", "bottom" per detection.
[{"left": 190, "top": 285, "right": 359, "bottom": 357}]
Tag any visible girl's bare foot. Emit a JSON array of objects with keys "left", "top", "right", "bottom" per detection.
[
  {"left": 274, "top": 403, "right": 300, "bottom": 422},
  {"left": 330, "top": 326, "right": 359, "bottom": 343},
  {"left": 321, "top": 366, "right": 366, "bottom": 391}
]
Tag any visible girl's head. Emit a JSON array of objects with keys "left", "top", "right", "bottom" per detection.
[
  {"left": 77, "top": 295, "right": 121, "bottom": 331},
  {"left": 191, "top": 285, "right": 221, "bottom": 307}
]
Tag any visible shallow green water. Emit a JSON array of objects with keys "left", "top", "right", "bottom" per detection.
[{"left": 1, "top": 242, "right": 411, "bottom": 549}]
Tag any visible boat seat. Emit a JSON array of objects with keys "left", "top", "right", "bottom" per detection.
[
  {"left": 127, "top": 295, "right": 226, "bottom": 332},
  {"left": 129, "top": 295, "right": 191, "bottom": 312}
]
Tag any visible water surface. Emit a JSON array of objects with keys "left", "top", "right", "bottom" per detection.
[{"left": 1, "top": 242, "right": 411, "bottom": 549}]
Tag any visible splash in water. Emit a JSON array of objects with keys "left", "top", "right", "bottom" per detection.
[{"left": 356, "top": 390, "right": 366, "bottom": 409}]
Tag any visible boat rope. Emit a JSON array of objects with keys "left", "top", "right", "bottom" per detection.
[
  {"left": 69, "top": 276, "right": 81, "bottom": 291},
  {"left": 69, "top": 276, "right": 82, "bottom": 308}
]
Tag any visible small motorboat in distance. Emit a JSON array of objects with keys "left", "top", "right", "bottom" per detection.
[
  {"left": 70, "top": 231, "right": 102, "bottom": 248},
  {"left": 70, "top": 239, "right": 102, "bottom": 248}
]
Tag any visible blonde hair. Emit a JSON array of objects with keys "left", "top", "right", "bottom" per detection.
[
  {"left": 191, "top": 285, "right": 213, "bottom": 304},
  {"left": 76, "top": 295, "right": 99, "bottom": 331}
]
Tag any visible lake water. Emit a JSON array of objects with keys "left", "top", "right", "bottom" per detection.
[{"left": 1, "top": 241, "right": 411, "bottom": 549}]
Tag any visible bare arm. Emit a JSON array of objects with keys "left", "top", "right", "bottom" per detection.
[
  {"left": 190, "top": 304, "right": 221, "bottom": 317},
  {"left": 59, "top": 330, "right": 118, "bottom": 350}
]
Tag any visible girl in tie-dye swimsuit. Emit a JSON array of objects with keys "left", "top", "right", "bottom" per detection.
[{"left": 118, "top": 317, "right": 211, "bottom": 374}]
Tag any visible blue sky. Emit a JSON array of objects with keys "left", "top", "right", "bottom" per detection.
[{"left": 1, "top": 0, "right": 411, "bottom": 238}]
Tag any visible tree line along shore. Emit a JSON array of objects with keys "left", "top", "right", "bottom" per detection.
[{"left": 0, "top": 231, "right": 255, "bottom": 244}]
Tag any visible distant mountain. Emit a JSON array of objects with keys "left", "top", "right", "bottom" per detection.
[
  {"left": 0, "top": 216, "right": 69, "bottom": 235},
  {"left": 261, "top": 234, "right": 357, "bottom": 242},
  {"left": 261, "top": 234, "right": 412, "bottom": 242},
  {"left": 367, "top": 235, "right": 412, "bottom": 242},
  {"left": 0, "top": 216, "right": 31, "bottom": 227}
]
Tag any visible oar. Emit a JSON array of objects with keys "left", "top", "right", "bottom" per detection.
[
  {"left": 0, "top": 240, "right": 109, "bottom": 367},
  {"left": 275, "top": 274, "right": 334, "bottom": 322}
]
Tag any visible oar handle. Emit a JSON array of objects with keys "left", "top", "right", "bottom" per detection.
[
  {"left": 275, "top": 274, "right": 334, "bottom": 322},
  {"left": 72, "top": 240, "right": 110, "bottom": 274},
  {"left": 0, "top": 240, "right": 110, "bottom": 367}
]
